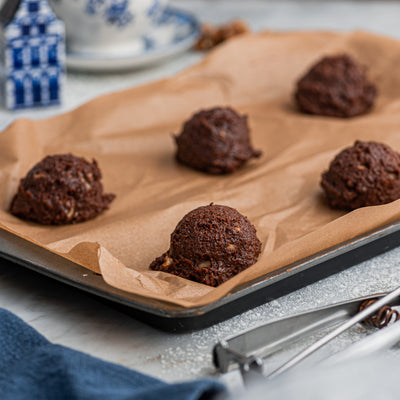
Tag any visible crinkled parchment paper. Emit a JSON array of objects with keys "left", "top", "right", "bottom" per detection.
[{"left": 1, "top": 31, "right": 400, "bottom": 308}]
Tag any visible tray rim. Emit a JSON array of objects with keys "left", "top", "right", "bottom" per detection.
[{"left": 1, "top": 217, "right": 400, "bottom": 319}]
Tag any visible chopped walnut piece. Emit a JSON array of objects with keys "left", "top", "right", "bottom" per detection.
[
  {"left": 226, "top": 244, "right": 236, "bottom": 252},
  {"left": 162, "top": 256, "right": 174, "bottom": 268},
  {"left": 66, "top": 206, "right": 75, "bottom": 221},
  {"left": 197, "top": 261, "right": 211, "bottom": 269},
  {"left": 195, "top": 24, "right": 218, "bottom": 51},
  {"left": 217, "top": 20, "right": 249, "bottom": 42},
  {"left": 33, "top": 172, "right": 47, "bottom": 179},
  {"left": 195, "top": 20, "right": 250, "bottom": 51}
]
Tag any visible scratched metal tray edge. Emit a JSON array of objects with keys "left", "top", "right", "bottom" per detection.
[{"left": 1, "top": 218, "right": 400, "bottom": 331}]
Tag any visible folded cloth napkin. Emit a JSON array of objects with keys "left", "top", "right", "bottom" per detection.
[{"left": 0, "top": 309, "right": 225, "bottom": 400}]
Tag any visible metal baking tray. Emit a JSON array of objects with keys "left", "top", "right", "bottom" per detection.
[{"left": 1, "top": 219, "right": 400, "bottom": 332}]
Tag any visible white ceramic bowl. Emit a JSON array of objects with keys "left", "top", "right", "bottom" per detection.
[{"left": 49, "top": 0, "right": 169, "bottom": 55}]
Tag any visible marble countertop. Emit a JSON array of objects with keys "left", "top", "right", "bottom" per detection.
[{"left": 2, "top": 0, "right": 400, "bottom": 396}]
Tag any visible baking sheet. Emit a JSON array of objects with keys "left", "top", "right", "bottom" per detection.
[
  {"left": 1, "top": 31, "right": 400, "bottom": 308},
  {"left": 1, "top": 218, "right": 400, "bottom": 332}
]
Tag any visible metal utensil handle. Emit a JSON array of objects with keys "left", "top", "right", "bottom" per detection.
[
  {"left": 213, "top": 292, "right": 388, "bottom": 374},
  {"left": 324, "top": 319, "right": 400, "bottom": 366},
  {"left": 267, "top": 285, "right": 400, "bottom": 379}
]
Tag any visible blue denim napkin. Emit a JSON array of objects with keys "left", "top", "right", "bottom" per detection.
[{"left": 0, "top": 309, "right": 225, "bottom": 400}]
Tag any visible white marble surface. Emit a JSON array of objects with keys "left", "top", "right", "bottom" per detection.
[{"left": 2, "top": 0, "right": 400, "bottom": 397}]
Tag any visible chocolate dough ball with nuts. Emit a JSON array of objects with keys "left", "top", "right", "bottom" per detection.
[
  {"left": 150, "top": 204, "right": 262, "bottom": 287},
  {"left": 10, "top": 154, "right": 115, "bottom": 225},
  {"left": 321, "top": 141, "right": 400, "bottom": 210},
  {"left": 295, "top": 54, "right": 377, "bottom": 118},
  {"left": 175, "top": 107, "right": 261, "bottom": 174}
]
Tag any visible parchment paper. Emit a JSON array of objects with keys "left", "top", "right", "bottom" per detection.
[{"left": 2, "top": 31, "right": 400, "bottom": 308}]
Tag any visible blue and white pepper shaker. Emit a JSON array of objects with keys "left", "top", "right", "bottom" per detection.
[{"left": 0, "top": 0, "right": 65, "bottom": 110}]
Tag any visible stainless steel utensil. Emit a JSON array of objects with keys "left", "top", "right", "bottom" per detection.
[{"left": 213, "top": 287, "right": 400, "bottom": 385}]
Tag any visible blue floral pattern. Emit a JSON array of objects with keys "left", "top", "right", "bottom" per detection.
[
  {"left": 53, "top": 0, "right": 134, "bottom": 28},
  {"left": 146, "top": 0, "right": 162, "bottom": 22},
  {"left": 103, "top": 0, "right": 132, "bottom": 27},
  {"left": 85, "top": 0, "right": 105, "bottom": 15}
]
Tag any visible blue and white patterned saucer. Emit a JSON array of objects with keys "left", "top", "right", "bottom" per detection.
[{"left": 66, "top": 7, "right": 200, "bottom": 71}]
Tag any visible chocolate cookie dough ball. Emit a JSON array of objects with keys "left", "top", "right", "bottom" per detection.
[
  {"left": 150, "top": 204, "right": 262, "bottom": 286},
  {"left": 321, "top": 141, "right": 400, "bottom": 210},
  {"left": 175, "top": 107, "right": 261, "bottom": 174},
  {"left": 295, "top": 54, "right": 377, "bottom": 118},
  {"left": 10, "top": 154, "right": 115, "bottom": 225}
]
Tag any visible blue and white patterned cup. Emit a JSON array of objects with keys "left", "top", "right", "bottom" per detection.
[{"left": 49, "top": 0, "right": 168, "bottom": 55}]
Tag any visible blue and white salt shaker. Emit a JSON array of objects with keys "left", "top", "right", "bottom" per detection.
[{"left": 0, "top": 0, "right": 65, "bottom": 110}]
